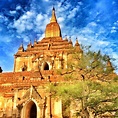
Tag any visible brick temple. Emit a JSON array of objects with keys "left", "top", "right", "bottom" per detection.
[
  {"left": 0, "top": 7, "right": 82, "bottom": 118},
  {"left": 0, "top": 7, "right": 116, "bottom": 118}
]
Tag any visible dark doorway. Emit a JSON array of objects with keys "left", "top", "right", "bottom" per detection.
[
  {"left": 30, "top": 103, "right": 37, "bottom": 118},
  {"left": 22, "top": 65, "right": 27, "bottom": 71},
  {"left": 44, "top": 62, "right": 49, "bottom": 70}
]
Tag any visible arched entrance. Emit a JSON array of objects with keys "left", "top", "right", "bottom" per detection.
[
  {"left": 24, "top": 101, "right": 37, "bottom": 118},
  {"left": 30, "top": 103, "right": 37, "bottom": 118},
  {"left": 43, "top": 62, "right": 49, "bottom": 70}
]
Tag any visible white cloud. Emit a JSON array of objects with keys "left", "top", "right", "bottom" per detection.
[
  {"left": 34, "top": 14, "right": 49, "bottom": 32},
  {"left": 88, "top": 22, "right": 97, "bottom": 27},
  {"left": 57, "top": 2, "right": 71, "bottom": 13},
  {"left": 68, "top": 6, "right": 80, "bottom": 19},
  {"left": 98, "top": 40, "right": 110, "bottom": 46},
  {"left": 111, "top": 26, "right": 117, "bottom": 33},
  {"left": 111, "top": 29, "right": 117, "bottom": 33},
  {"left": 23, "top": 35, "right": 30, "bottom": 43},
  {"left": 81, "top": 28, "right": 93, "bottom": 34},
  {"left": 58, "top": 17, "right": 64, "bottom": 23},
  {"left": 39, "top": 33, "right": 45, "bottom": 40},
  {"left": 22, "top": 11, "right": 35, "bottom": 19},
  {"left": 78, "top": 2, "right": 83, "bottom": 5},
  {"left": 26, "top": 23, "right": 33, "bottom": 30},
  {"left": 13, "top": 20, "right": 26, "bottom": 33},
  {"left": 9, "top": 10, "right": 16, "bottom": 14},
  {"left": 16, "top": 5, "right": 22, "bottom": 10},
  {"left": 11, "top": 10, "right": 36, "bottom": 33},
  {"left": 10, "top": 4, "right": 51, "bottom": 34},
  {"left": 36, "top": 14, "right": 44, "bottom": 22},
  {"left": 112, "top": 26, "right": 116, "bottom": 29},
  {"left": 43, "top": 0, "right": 49, "bottom": 2}
]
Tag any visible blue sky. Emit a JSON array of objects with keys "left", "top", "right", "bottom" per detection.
[{"left": 0, "top": 0, "right": 118, "bottom": 73}]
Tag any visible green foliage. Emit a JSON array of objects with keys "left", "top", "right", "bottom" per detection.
[
  {"left": 66, "top": 46, "right": 116, "bottom": 82},
  {"left": 47, "top": 46, "right": 118, "bottom": 117},
  {"left": 51, "top": 82, "right": 83, "bottom": 99},
  {"left": 79, "top": 50, "right": 108, "bottom": 73},
  {"left": 114, "top": 76, "right": 118, "bottom": 82},
  {"left": 64, "top": 74, "right": 73, "bottom": 81},
  {"left": 47, "top": 80, "right": 118, "bottom": 117}
]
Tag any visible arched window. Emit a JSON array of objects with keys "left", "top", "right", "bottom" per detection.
[
  {"left": 43, "top": 62, "right": 49, "bottom": 70},
  {"left": 22, "top": 65, "right": 27, "bottom": 71}
]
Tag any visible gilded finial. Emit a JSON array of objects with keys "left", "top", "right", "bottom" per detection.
[
  {"left": 27, "top": 39, "right": 32, "bottom": 48},
  {"left": 75, "top": 37, "right": 79, "bottom": 46},
  {"left": 50, "top": 7, "right": 57, "bottom": 23},
  {"left": 69, "top": 37, "right": 72, "bottom": 45},
  {"left": 76, "top": 37, "right": 78, "bottom": 41},
  {"left": 52, "top": 6, "right": 55, "bottom": 11},
  {"left": 64, "top": 35, "right": 68, "bottom": 40},
  {"left": 18, "top": 41, "right": 24, "bottom": 51},
  {"left": 29, "top": 39, "right": 32, "bottom": 45},
  {"left": 34, "top": 39, "right": 37, "bottom": 45},
  {"left": 20, "top": 40, "right": 23, "bottom": 47}
]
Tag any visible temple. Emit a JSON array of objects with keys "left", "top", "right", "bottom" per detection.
[
  {"left": 0, "top": 8, "right": 82, "bottom": 118},
  {"left": 0, "top": 7, "right": 116, "bottom": 118}
]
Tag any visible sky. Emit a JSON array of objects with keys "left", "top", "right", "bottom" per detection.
[{"left": 0, "top": 0, "right": 118, "bottom": 73}]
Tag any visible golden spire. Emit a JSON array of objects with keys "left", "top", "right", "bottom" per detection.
[
  {"left": 45, "top": 7, "right": 61, "bottom": 38},
  {"left": 50, "top": 7, "right": 57, "bottom": 23}
]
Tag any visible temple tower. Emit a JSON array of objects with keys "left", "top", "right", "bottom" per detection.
[
  {"left": 45, "top": 7, "right": 61, "bottom": 38},
  {"left": 14, "top": 7, "right": 78, "bottom": 73}
]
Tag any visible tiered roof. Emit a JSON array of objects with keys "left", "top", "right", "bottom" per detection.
[
  {"left": 15, "top": 37, "right": 73, "bottom": 56},
  {"left": 14, "top": 8, "right": 75, "bottom": 57},
  {"left": 0, "top": 8, "right": 81, "bottom": 95}
]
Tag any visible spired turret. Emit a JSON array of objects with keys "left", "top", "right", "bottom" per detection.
[
  {"left": 45, "top": 7, "right": 61, "bottom": 38},
  {"left": 74, "top": 38, "right": 83, "bottom": 53},
  {"left": 0, "top": 67, "right": 2, "bottom": 73},
  {"left": 18, "top": 43, "right": 24, "bottom": 52}
]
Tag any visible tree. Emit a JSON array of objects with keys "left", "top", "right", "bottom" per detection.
[
  {"left": 48, "top": 47, "right": 118, "bottom": 118},
  {"left": 60, "top": 47, "right": 116, "bottom": 82},
  {"left": 48, "top": 80, "right": 118, "bottom": 118}
]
